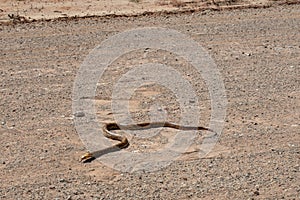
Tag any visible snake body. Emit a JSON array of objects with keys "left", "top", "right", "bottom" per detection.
[{"left": 80, "top": 122, "right": 214, "bottom": 163}]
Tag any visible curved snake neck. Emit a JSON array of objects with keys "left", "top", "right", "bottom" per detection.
[{"left": 80, "top": 122, "right": 214, "bottom": 163}]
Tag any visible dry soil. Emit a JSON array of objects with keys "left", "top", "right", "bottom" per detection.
[{"left": 0, "top": 1, "right": 299, "bottom": 200}]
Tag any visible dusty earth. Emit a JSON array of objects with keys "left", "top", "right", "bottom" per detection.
[{"left": 0, "top": 1, "right": 300, "bottom": 199}]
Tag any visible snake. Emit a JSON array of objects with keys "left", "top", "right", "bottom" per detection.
[{"left": 80, "top": 122, "right": 215, "bottom": 163}]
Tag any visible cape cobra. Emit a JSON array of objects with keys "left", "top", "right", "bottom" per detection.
[{"left": 80, "top": 122, "right": 215, "bottom": 163}]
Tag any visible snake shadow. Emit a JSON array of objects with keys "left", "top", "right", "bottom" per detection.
[{"left": 82, "top": 124, "right": 217, "bottom": 163}]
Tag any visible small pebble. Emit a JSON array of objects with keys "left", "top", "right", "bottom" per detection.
[
  {"left": 74, "top": 111, "right": 85, "bottom": 117},
  {"left": 189, "top": 99, "right": 195, "bottom": 103}
]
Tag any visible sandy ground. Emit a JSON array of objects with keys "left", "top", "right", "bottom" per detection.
[
  {"left": 0, "top": 1, "right": 300, "bottom": 200},
  {"left": 1, "top": 0, "right": 299, "bottom": 23}
]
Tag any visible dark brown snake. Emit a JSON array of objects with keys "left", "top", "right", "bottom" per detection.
[{"left": 80, "top": 122, "right": 215, "bottom": 163}]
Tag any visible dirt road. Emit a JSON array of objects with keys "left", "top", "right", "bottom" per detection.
[
  {"left": 1, "top": 3, "right": 299, "bottom": 199},
  {"left": 1, "top": 0, "right": 299, "bottom": 23}
]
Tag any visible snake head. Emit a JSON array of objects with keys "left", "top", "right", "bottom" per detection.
[{"left": 80, "top": 152, "right": 95, "bottom": 163}]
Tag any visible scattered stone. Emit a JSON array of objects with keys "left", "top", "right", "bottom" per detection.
[
  {"left": 74, "top": 111, "right": 85, "bottom": 117},
  {"left": 59, "top": 179, "right": 66, "bottom": 183},
  {"left": 189, "top": 99, "right": 195, "bottom": 103},
  {"left": 49, "top": 185, "right": 55, "bottom": 189}
]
